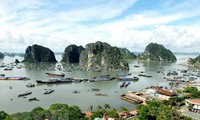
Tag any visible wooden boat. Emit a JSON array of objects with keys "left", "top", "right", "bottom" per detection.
[
  {"left": 26, "top": 83, "right": 35, "bottom": 88},
  {"left": 73, "top": 90, "right": 80, "bottom": 94},
  {"left": 92, "top": 75, "right": 111, "bottom": 81},
  {"left": 28, "top": 97, "right": 39, "bottom": 102},
  {"left": 36, "top": 78, "right": 73, "bottom": 84},
  {"left": 18, "top": 91, "right": 32, "bottom": 97},
  {"left": 124, "top": 81, "right": 131, "bottom": 88},
  {"left": 120, "top": 81, "right": 126, "bottom": 88},
  {"left": 46, "top": 72, "right": 65, "bottom": 77},
  {"left": 92, "top": 88, "right": 100, "bottom": 91},
  {"left": 95, "top": 93, "right": 108, "bottom": 97},
  {"left": 8, "top": 77, "right": 27, "bottom": 80},
  {"left": 138, "top": 74, "right": 152, "bottom": 78},
  {"left": 121, "top": 77, "right": 139, "bottom": 81},
  {"left": 44, "top": 89, "right": 54, "bottom": 94}
]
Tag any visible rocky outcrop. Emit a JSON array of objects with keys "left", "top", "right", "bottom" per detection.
[
  {"left": 61, "top": 45, "right": 85, "bottom": 63},
  {"left": 79, "top": 41, "right": 129, "bottom": 71},
  {"left": 139, "top": 43, "right": 176, "bottom": 62},
  {"left": 0, "top": 52, "right": 4, "bottom": 59},
  {"left": 119, "top": 48, "right": 137, "bottom": 59},
  {"left": 188, "top": 55, "right": 200, "bottom": 66},
  {"left": 22, "top": 44, "right": 57, "bottom": 62}
]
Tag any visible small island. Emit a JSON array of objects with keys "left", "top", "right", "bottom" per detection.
[
  {"left": 0, "top": 52, "right": 4, "bottom": 59},
  {"left": 139, "top": 43, "right": 177, "bottom": 62},
  {"left": 22, "top": 44, "right": 57, "bottom": 62},
  {"left": 79, "top": 41, "right": 129, "bottom": 71},
  {"left": 188, "top": 55, "right": 200, "bottom": 67}
]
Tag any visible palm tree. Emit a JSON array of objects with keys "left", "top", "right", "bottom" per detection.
[
  {"left": 89, "top": 105, "right": 93, "bottom": 113},
  {"left": 104, "top": 104, "right": 110, "bottom": 110},
  {"left": 96, "top": 105, "right": 102, "bottom": 111}
]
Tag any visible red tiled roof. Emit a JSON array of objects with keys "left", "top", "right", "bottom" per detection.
[
  {"left": 186, "top": 99, "right": 200, "bottom": 105},
  {"left": 156, "top": 89, "right": 175, "bottom": 96},
  {"left": 83, "top": 112, "right": 93, "bottom": 118}
]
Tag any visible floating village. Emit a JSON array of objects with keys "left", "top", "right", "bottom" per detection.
[{"left": 1, "top": 60, "right": 200, "bottom": 119}]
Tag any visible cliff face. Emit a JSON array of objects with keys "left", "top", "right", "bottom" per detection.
[
  {"left": 61, "top": 45, "right": 85, "bottom": 63},
  {"left": 79, "top": 41, "right": 129, "bottom": 71},
  {"left": 119, "top": 48, "right": 137, "bottom": 59},
  {"left": 0, "top": 52, "right": 4, "bottom": 59},
  {"left": 22, "top": 44, "right": 57, "bottom": 62},
  {"left": 140, "top": 43, "right": 176, "bottom": 62}
]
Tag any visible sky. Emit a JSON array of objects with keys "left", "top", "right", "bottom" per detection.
[{"left": 0, "top": 0, "right": 200, "bottom": 53}]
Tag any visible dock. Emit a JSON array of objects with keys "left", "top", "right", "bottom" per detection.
[{"left": 120, "top": 91, "right": 146, "bottom": 104}]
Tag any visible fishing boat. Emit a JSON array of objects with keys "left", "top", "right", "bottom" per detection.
[
  {"left": 95, "top": 93, "right": 108, "bottom": 97},
  {"left": 120, "top": 81, "right": 126, "bottom": 88},
  {"left": 28, "top": 97, "right": 39, "bottom": 102},
  {"left": 26, "top": 83, "right": 35, "bottom": 88},
  {"left": 36, "top": 78, "right": 74, "bottom": 84},
  {"left": 92, "top": 88, "right": 100, "bottom": 91},
  {"left": 121, "top": 77, "right": 139, "bottom": 81},
  {"left": 73, "top": 90, "right": 80, "bottom": 93},
  {"left": 46, "top": 72, "right": 65, "bottom": 77},
  {"left": 124, "top": 81, "right": 131, "bottom": 88},
  {"left": 92, "top": 75, "right": 111, "bottom": 81},
  {"left": 44, "top": 89, "right": 54, "bottom": 94},
  {"left": 18, "top": 91, "right": 32, "bottom": 97}
]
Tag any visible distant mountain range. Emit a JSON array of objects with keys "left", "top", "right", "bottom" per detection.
[{"left": 133, "top": 52, "right": 200, "bottom": 56}]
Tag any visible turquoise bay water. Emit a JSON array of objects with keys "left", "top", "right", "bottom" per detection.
[{"left": 0, "top": 55, "right": 198, "bottom": 113}]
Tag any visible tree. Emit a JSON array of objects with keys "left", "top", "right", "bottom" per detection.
[
  {"left": 96, "top": 105, "right": 102, "bottom": 111},
  {"left": 104, "top": 104, "right": 110, "bottom": 110},
  {"left": 0, "top": 111, "right": 8, "bottom": 120},
  {"left": 89, "top": 105, "right": 93, "bottom": 113}
]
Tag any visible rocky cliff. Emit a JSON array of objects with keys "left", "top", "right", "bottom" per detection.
[
  {"left": 119, "top": 48, "right": 137, "bottom": 59},
  {"left": 22, "top": 44, "right": 57, "bottom": 62},
  {"left": 79, "top": 41, "right": 129, "bottom": 71},
  {"left": 0, "top": 52, "right": 4, "bottom": 59},
  {"left": 61, "top": 45, "right": 85, "bottom": 63},
  {"left": 139, "top": 43, "right": 176, "bottom": 62},
  {"left": 188, "top": 55, "right": 200, "bottom": 66}
]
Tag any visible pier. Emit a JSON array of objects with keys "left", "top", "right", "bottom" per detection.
[{"left": 120, "top": 91, "right": 146, "bottom": 104}]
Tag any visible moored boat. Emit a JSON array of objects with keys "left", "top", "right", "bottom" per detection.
[
  {"left": 73, "top": 90, "right": 80, "bottom": 93},
  {"left": 95, "top": 93, "right": 108, "bottom": 97},
  {"left": 26, "top": 83, "right": 35, "bottom": 88},
  {"left": 124, "top": 81, "right": 131, "bottom": 88},
  {"left": 44, "top": 89, "right": 54, "bottom": 94},
  {"left": 36, "top": 78, "right": 74, "bottom": 84},
  {"left": 28, "top": 97, "right": 39, "bottom": 102},
  {"left": 120, "top": 81, "right": 126, "bottom": 88},
  {"left": 46, "top": 72, "right": 65, "bottom": 77},
  {"left": 18, "top": 91, "right": 32, "bottom": 97}
]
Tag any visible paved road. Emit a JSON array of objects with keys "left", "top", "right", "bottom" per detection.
[{"left": 182, "top": 111, "right": 200, "bottom": 120}]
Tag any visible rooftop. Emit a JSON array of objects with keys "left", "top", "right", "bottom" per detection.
[
  {"left": 156, "top": 89, "right": 176, "bottom": 96},
  {"left": 185, "top": 99, "right": 200, "bottom": 105}
]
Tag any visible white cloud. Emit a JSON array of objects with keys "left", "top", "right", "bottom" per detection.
[{"left": 0, "top": 0, "right": 200, "bottom": 53}]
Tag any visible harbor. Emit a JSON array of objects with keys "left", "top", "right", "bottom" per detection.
[{"left": 0, "top": 54, "right": 199, "bottom": 114}]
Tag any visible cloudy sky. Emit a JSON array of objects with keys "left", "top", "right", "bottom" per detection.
[{"left": 0, "top": 0, "right": 200, "bottom": 53}]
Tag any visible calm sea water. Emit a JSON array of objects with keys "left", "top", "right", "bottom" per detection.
[{"left": 0, "top": 55, "right": 198, "bottom": 113}]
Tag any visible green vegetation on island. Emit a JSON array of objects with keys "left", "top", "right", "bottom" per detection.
[
  {"left": 119, "top": 48, "right": 137, "bottom": 59},
  {"left": 22, "top": 44, "right": 57, "bottom": 62},
  {"left": 139, "top": 43, "right": 177, "bottom": 62},
  {"left": 188, "top": 55, "right": 200, "bottom": 66},
  {"left": 61, "top": 45, "right": 85, "bottom": 63},
  {"left": 79, "top": 41, "right": 129, "bottom": 71},
  {"left": 0, "top": 52, "right": 4, "bottom": 59}
]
